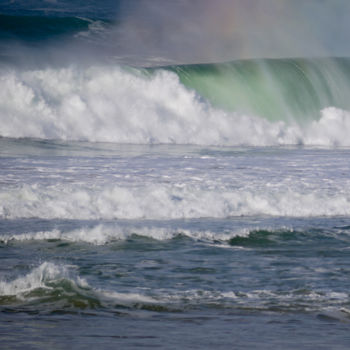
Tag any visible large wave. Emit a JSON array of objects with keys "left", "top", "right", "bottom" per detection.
[{"left": 1, "top": 58, "right": 350, "bottom": 146}]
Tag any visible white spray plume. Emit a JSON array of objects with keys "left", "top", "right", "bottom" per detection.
[{"left": 114, "top": 0, "right": 350, "bottom": 63}]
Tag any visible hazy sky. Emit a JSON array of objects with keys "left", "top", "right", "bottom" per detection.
[
  {"left": 118, "top": 0, "right": 350, "bottom": 61},
  {"left": 1, "top": 0, "right": 349, "bottom": 63}
]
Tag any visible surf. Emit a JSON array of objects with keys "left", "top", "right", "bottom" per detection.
[
  {"left": 167, "top": 57, "right": 350, "bottom": 123},
  {"left": 1, "top": 57, "right": 350, "bottom": 146}
]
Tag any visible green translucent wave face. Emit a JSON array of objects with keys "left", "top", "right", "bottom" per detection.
[{"left": 163, "top": 58, "right": 350, "bottom": 123}]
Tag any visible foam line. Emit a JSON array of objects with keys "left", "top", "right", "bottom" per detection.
[{"left": 1, "top": 183, "right": 350, "bottom": 220}]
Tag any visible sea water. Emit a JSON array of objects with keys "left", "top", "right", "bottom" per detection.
[{"left": 1, "top": 1, "right": 350, "bottom": 349}]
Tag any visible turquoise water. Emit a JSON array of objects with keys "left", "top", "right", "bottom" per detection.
[
  {"left": 1, "top": 1, "right": 350, "bottom": 348},
  {"left": 167, "top": 58, "right": 350, "bottom": 123}
]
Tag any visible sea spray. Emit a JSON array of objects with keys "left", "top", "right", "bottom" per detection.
[{"left": 1, "top": 59, "right": 350, "bottom": 146}]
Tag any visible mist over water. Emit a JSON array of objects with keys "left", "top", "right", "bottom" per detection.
[
  {"left": 114, "top": 0, "right": 350, "bottom": 63},
  {"left": 2, "top": 2, "right": 350, "bottom": 349},
  {"left": 2, "top": 0, "right": 350, "bottom": 66}
]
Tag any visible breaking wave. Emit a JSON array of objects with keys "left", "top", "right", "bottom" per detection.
[
  {"left": 1, "top": 182, "right": 350, "bottom": 220},
  {"left": 0, "top": 224, "right": 253, "bottom": 245},
  {"left": 1, "top": 262, "right": 349, "bottom": 315},
  {"left": 0, "top": 262, "right": 156, "bottom": 310},
  {"left": 1, "top": 58, "right": 350, "bottom": 146}
]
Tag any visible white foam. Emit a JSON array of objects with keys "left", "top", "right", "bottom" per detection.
[
  {"left": 0, "top": 262, "right": 87, "bottom": 297},
  {"left": 2, "top": 263, "right": 347, "bottom": 312},
  {"left": 1, "top": 65, "right": 350, "bottom": 146},
  {"left": 1, "top": 182, "right": 350, "bottom": 220},
  {"left": 92, "top": 286, "right": 350, "bottom": 310},
  {"left": 304, "top": 107, "right": 350, "bottom": 146},
  {"left": 0, "top": 224, "right": 250, "bottom": 245},
  {"left": 163, "top": 288, "right": 349, "bottom": 310},
  {"left": 99, "top": 290, "right": 158, "bottom": 305},
  {"left": 0, "top": 262, "right": 159, "bottom": 305}
]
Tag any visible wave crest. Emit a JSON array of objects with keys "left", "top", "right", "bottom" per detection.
[
  {"left": 1, "top": 63, "right": 350, "bottom": 146},
  {"left": 1, "top": 182, "right": 350, "bottom": 220}
]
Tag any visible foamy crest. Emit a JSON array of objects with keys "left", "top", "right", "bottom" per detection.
[
  {"left": 0, "top": 262, "right": 86, "bottom": 297},
  {"left": 1, "top": 264, "right": 348, "bottom": 313},
  {"left": 1, "top": 65, "right": 350, "bottom": 146},
  {"left": 1, "top": 183, "right": 350, "bottom": 220},
  {"left": 0, "top": 261, "right": 160, "bottom": 307},
  {"left": 0, "top": 226, "right": 167, "bottom": 245},
  {"left": 304, "top": 107, "right": 350, "bottom": 146},
  {"left": 0, "top": 224, "right": 251, "bottom": 245}
]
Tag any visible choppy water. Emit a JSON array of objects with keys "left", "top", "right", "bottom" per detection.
[
  {"left": 1, "top": 0, "right": 350, "bottom": 348},
  {"left": 1, "top": 139, "right": 350, "bottom": 349}
]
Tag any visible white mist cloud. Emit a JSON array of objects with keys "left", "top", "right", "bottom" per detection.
[{"left": 115, "top": 0, "right": 350, "bottom": 62}]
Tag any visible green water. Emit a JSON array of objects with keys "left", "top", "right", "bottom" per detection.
[{"left": 161, "top": 58, "right": 350, "bottom": 123}]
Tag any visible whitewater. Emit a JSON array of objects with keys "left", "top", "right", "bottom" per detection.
[
  {"left": 2, "top": 60, "right": 350, "bottom": 146},
  {"left": 1, "top": 1, "right": 350, "bottom": 349}
]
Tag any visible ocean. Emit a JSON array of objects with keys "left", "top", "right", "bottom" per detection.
[{"left": 1, "top": 1, "right": 350, "bottom": 349}]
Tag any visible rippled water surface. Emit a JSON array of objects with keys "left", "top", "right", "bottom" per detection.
[{"left": 1, "top": 139, "right": 350, "bottom": 349}]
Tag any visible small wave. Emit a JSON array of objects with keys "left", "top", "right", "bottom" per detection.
[
  {"left": 1, "top": 263, "right": 348, "bottom": 315},
  {"left": 0, "top": 224, "right": 345, "bottom": 248},
  {"left": 0, "top": 262, "right": 162, "bottom": 311},
  {"left": 2, "top": 183, "right": 350, "bottom": 220},
  {"left": 0, "top": 262, "right": 86, "bottom": 298},
  {"left": 0, "top": 224, "right": 251, "bottom": 245}
]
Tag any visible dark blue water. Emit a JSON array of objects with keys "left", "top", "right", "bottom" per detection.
[
  {"left": 0, "top": 0, "right": 119, "bottom": 19},
  {"left": 1, "top": 1, "right": 350, "bottom": 348},
  {"left": 1, "top": 139, "right": 350, "bottom": 349}
]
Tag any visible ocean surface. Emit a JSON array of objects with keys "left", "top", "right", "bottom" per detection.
[{"left": 1, "top": 1, "right": 350, "bottom": 349}]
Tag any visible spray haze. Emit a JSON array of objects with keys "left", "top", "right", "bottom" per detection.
[
  {"left": 1, "top": 0, "right": 350, "bottom": 66},
  {"left": 1, "top": 0, "right": 350, "bottom": 145},
  {"left": 116, "top": 0, "right": 350, "bottom": 63}
]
